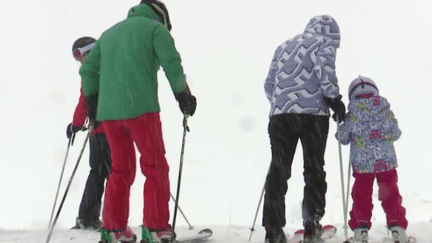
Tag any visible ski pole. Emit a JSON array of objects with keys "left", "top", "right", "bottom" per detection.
[
  {"left": 47, "top": 137, "right": 73, "bottom": 229},
  {"left": 336, "top": 119, "right": 349, "bottom": 243},
  {"left": 248, "top": 182, "right": 265, "bottom": 242},
  {"left": 248, "top": 164, "right": 271, "bottom": 242},
  {"left": 345, "top": 160, "right": 352, "bottom": 218},
  {"left": 46, "top": 131, "right": 90, "bottom": 243},
  {"left": 171, "top": 115, "right": 190, "bottom": 240},
  {"left": 343, "top": 157, "right": 352, "bottom": 242},
  {"left": 170, "top": 193, "right": 193, "bottom": 230}
]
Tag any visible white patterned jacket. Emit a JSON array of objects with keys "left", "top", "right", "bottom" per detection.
[
  {"left": 265, "top": 15, "right": 341, "bottom": 117},
  {"left": 336, "top": 96, "right": 401, "bottom": 173}
]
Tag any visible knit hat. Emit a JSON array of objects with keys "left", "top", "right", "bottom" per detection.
[
  {"left": 348, "top": 76, "right": 379, "bottom": 101},
  {"left": 140, "top": 0, "right": 172, "bottom": 31}
]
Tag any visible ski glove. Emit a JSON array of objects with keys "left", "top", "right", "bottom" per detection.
[
  {"left": 85, "top": 93, "right": 101, "bottom": 130},
  {"left": 66, "top": 123, "right": 82, "bottom": 139},
  {"left": 174, "top": 85, "right": 197, "bottom": 116},
  {"left": 324, "top": 95, "right": 346, "bottom": 123}
]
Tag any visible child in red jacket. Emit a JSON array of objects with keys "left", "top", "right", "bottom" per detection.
[{"left": 67, "top": 36, "right": 111, "bottom": 230}]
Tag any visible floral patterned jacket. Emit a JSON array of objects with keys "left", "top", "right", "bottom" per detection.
[{"left": 336, "top": 95, "right": 401, "bottom": 173}]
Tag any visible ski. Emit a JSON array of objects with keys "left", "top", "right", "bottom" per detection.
[
  {"left": 346, "top": 235, "right": 417, "bottom": 243},
  {"left": 406, "top": 236, "right": 417, "bottom": 243},
  {"left": 173, "top": 228, "right": 212, "bottom": 243},
  {"left": 393, "top": 235, "right": 417, "bottom": 243},
  {"left": 137, "top": 228, "right": 212, "bottom": 243},
  {"left": 287, "top": 225, "right": 336, "bottom": 243}
]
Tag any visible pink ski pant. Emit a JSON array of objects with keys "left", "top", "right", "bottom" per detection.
[
  {"left": 101, "top": 112, "right": 170, "bottom": 230},
  {"left": 348, "top": 169, "right": 408, "bottom": 230}
]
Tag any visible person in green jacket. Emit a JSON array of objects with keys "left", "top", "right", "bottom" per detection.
[{"left": 79, "top": 1, "right": 196, "bottom": 242}]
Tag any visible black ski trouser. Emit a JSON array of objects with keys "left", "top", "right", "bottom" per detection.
[
  {"left": 263, "top": 113, "right": 329, "bottom": 227},
  {"left": 78, "top": 132, "right": 111, "bottom": 226}
]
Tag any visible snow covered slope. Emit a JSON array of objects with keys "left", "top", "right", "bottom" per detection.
[{"left": 1, "top": 223, "right": 432, "bottom": 243}]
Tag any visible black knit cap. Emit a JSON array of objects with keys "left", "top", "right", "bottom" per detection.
[
  {"left": 140, "top": 0, "right": 172, "bottom": 31},
  {"left": 72, "top": 36, "right": 96, "bottom": 52}
]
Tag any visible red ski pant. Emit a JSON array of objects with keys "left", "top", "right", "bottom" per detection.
[
  {"left": 348, "top": 169, "right": 408, "bottom": 230},
  {"left": 101, "top": 112, "right": 170, "bottom": 230}
]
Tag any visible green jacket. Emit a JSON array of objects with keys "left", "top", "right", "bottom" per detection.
[{"left": 80, "top": 4, "right": 187, "bottom": 121}]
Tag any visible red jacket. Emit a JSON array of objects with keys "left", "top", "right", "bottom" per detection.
[{"left": 72, "top": 88, "right": 104, "bottom": 133}]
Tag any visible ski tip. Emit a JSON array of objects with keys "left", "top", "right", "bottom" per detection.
[
  {"left": 322, "top": 225, "right": 336, "bottom": 231},
  {"left": 322, "top": 224, "right": 337, "bottom": 234},
  {"left": 294, "top": 229, "right": 305, "bottom": 234},
  {"left": 198, "top": 228, "right": 213, "bottom": 236},
  {"left": 408, "top": 236, "right": 417, "bottom": 243}
]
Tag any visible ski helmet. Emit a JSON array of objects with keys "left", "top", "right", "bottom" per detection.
[
  {"left": 72, "top": 36, "right": 96, "bottom": 60},
  {"left": 348, "top": 76, "right": 379, "bottom": 101},
  {"left": 140, "top": 0, "right": 172, "bottom": 31}
]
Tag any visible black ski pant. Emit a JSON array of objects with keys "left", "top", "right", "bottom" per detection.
[
  {"left": 78, "top": 132, "right": 111, "bottom": 226},
  {"left": 263, "top": 113, "right": 329, "bottom": 227}
]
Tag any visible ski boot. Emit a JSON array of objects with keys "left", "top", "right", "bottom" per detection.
[
  {"left": 303, "top": 221, "right": 323, "bottom": 243},
  {"left": 264, "top": 226, "right": 287, "bottom": 243},
  {"left": 141, "top": 225, "right": 174, "bottom": 243},
  {"left": 71, "top": 217, "right": 85, "bottom": 230},
  {"left": 353, "top": 227, "right": 368, "bottom": 243},
  {"left": 89, "top": 220, "right": 103, "bottom": 231},
  {"left": 390, "top": 226, "right": 408, "bottom": 243},
  {"left": 99, "top": 227, "right": 137, "bottom": 243},
  {"left": 140, "top": 226, "right": 154, "bottom": 243},
  {"left": 71, "top": 217, "right": 102, "bottom": 230}
]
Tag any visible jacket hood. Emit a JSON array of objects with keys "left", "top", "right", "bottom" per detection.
[
  {"left": 347, "top": 96, "right": 390, "bottom": 122},
  {"left": 304, "top": 15, "right": 340, "bottom": 48},
  {"left": 127, "top": 4, "right": 160, "bottom": 22}
]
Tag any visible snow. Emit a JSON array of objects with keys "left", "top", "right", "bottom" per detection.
[
  {"left": 1, "top": 0, "right": 432, "bottom": 242},
  {"left": 1, "top": 224, "right": 432, "bottom": 242}
]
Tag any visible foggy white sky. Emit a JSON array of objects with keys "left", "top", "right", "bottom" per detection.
[{"left": 0, "top": 0, "right": 431, "bottom": 230}]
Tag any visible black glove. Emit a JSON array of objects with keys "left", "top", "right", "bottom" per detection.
[
  {"left": 174, "top": 85, "right": 197, "bottom": 116},
  {"left": 66, "top": 123, "right": 82, "bottom": 139},
  {"left": 324, "top": 95, "right": 346, "bottom": 123},
  {"left": 85, "top": 93, "right": 100, "bottom": 130}
]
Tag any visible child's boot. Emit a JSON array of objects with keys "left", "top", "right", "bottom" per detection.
[
  {"left": 390, "top": 226, "right": 408, "bottom": 243},
  {"left": 353, "top": 227, "right": 368, "bottom": 243}
]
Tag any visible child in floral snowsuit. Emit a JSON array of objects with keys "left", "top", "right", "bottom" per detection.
[{"left": 336, "top": 76, "right": 409, "bottom": 243}]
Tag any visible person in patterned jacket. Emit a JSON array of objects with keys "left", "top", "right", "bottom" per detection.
[
  {"left": 336, "top": 76, "right": 409, "bottom": 243},
  {"left": 263, "top": 15, "right": 346, "bottom": 243},
  {"left": 68, "top": 36, "right": 111, "bottom": 230}
]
